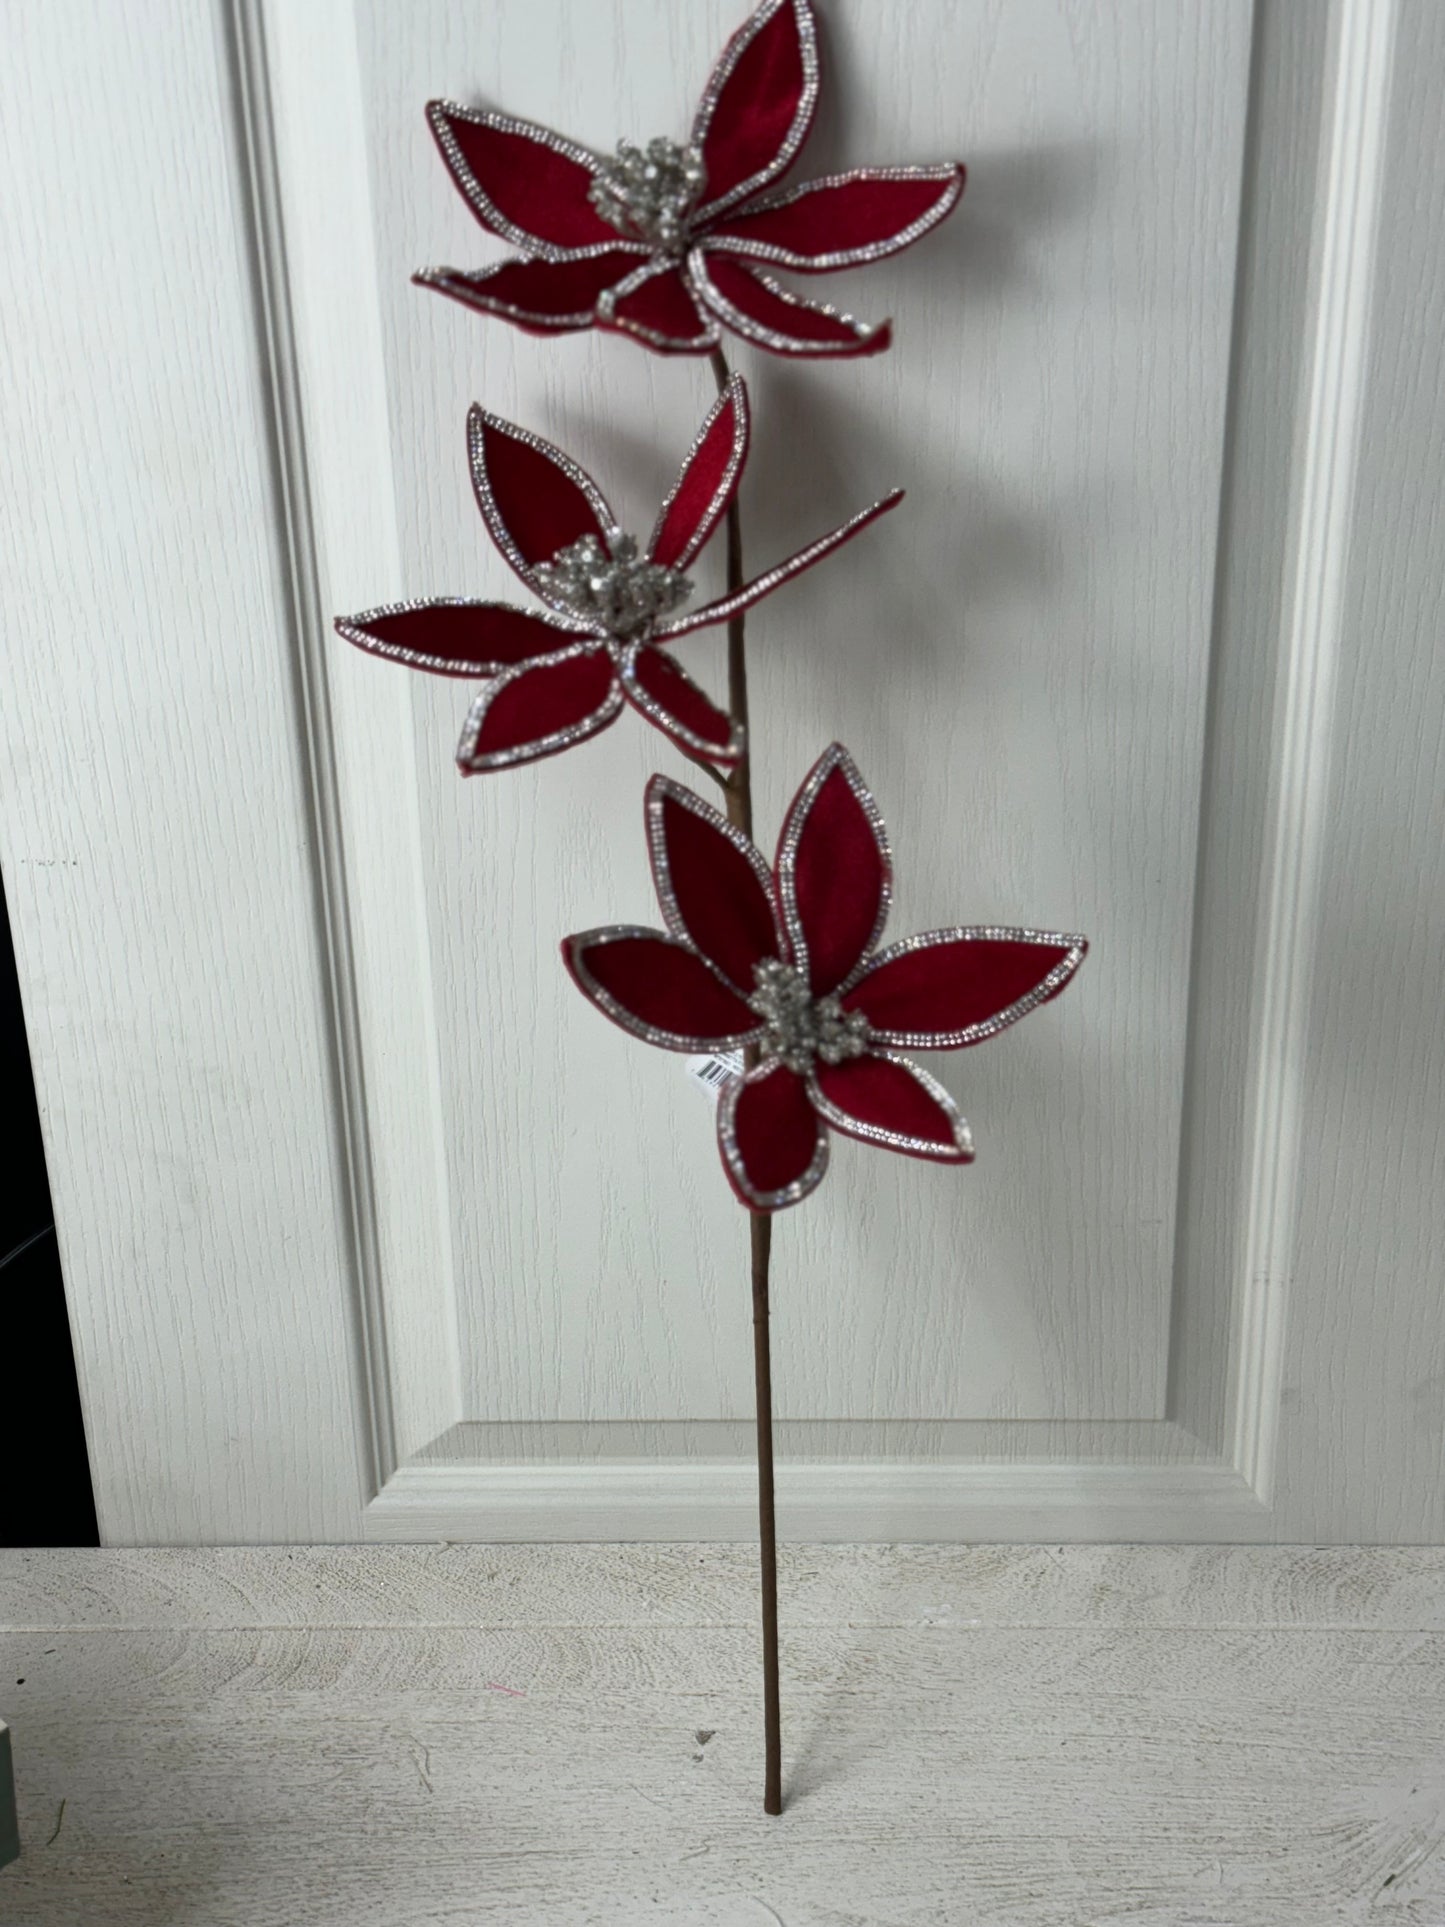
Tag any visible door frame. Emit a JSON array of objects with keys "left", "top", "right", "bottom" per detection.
[{"left": 4, "top": 0, "right": 1435, "bottom": 1543}]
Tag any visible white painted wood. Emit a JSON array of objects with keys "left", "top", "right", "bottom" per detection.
[
  {"left": 1232, "top": 0, "right": 1398, "bottom": 1501},
  {"left": 0, "top": 1, "right": 365, "bottom": 1541},
  {"left": 251, "top": 0, "right": 461, "bottom": 1478},
  {"left": 10, "top": 1544, "right": 1445, "bottom": 1630},
  {"left": 6, "top": 0, "right": 1444, "bottom": 1542},
  {"left": 348, "top": 0, "right": 1251, "bottom": 1431},
  {"left": 362, "top": 1457, "right": 1268, "bottom": 1546},
  {"left": 3, "top": 1547, "right": 1445, "bottom": 1923},
  {"left": 1278, "top": 0, "right": 1445, "bottom": 1542}
]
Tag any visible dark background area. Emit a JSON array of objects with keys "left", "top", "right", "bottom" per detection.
[{"left": 2, "top": 867, "right": 98, "bottom": 1547}]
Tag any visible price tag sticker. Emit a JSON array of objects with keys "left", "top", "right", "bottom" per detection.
[{"left": 684, "top": 1049, "right": 744, "bottom": 1103}]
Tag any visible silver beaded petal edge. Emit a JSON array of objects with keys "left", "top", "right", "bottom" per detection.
[
  {"left": 703, "top": 165, "right": 965, "bottom": 274},
  {"left": 653, "top": 491, "right": 904, "bottom": 642},
  {"left": 595, "top": 257, "right": 721, "bottom": 353},
  {"left": 644, "top": 773, "right": 783, "bottom": 991},
  {"left": 646, "top": 374, "right": 750, "bottom": 570},
  {"left": 455, "top": 644, "right": 622, "bottom": 773},
  {"left": 619, "top": 643, "right": 744, "bottom": 765},
  {"left": 775, "top": 742, "right": 894, "bottom": 994},
  {"left": 424, "top": 103, "right": 633, "bottom": 265},
  {"left": 716, "top": 1058, "right": 831, "bottom": 1211},
  {"left": 846, "top": 928, "right": 1090, "bottom": 1050},
  {"left": 687, "top": 250, "right": 888, "bottom": 357},
  {"left": 467, "top": 407, "right": 617, "bottom": 601},
  {"left": 564, "top": 926, "right": 766, "bottom": 1054},
  {"left": 335, "top": 598, "right": 586, "bottom": 678},
  {"left": 689, "top": 0, "right": 821, "bottom": 228},
  {"left": 808, "top": 1049, "right": 975, "bottom": 1162}
]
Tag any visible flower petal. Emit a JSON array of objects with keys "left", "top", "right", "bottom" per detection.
[
  {"left": 424, "top": 102, "right": 624, "bottom": 260},
  {"left": 620, "top": 643, "right": 743, "bottom": 766},
  {"left": 691, "top": 0, "right": 821, "bottom": 224},
  {"left": 717, "top": 1060, "right": 829, "bottom": 1210},
  {"left": 842, "top": 928, "right": 1088, "bottom": 1049},
  {"left": 596, "top": 258, "right": 720, "bottom": 354},
  {"left": 705, "top": 165, "right": 965, "bottom": 271},
  {"left": 654, "top": 488, "right": 902, "bottom": 641},
  {"left": 563, "top": 927, "right": 762, "bottom": 1052},
  {"left": 775, "top": 743, "right": 891, "bottom": 996},
  {"left": 334, "top": 600, "right": 587, "bottom": 678},
  {"left": 690, "top": 251, "right": 890, "bottom": 357},
  {"left": 647, "top": 373, "right": 750, "bottom": 570},
  {"left": 810, "top": 1050, "right": 974, "bottom": 1163},
  {"left": 414, "top": 252, "right": 647, "bottom": 334},
  {"left": 644, "top": 772, "right": 781, "bottom": 995},
  {"left": 455, "top": 644, "right": 621, "bottom": 773},
  {"left": 467, "top": 406, "right": 615, "bottom": 599}
]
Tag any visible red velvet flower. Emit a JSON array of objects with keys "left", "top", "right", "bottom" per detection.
[
  {"left": 563, "top": 746, "right": 1087, "bottom": 1209},
  {"left": 335, "top": 376, "right": 899, "bottom": 772},
  {"left": 416, "top": 0, "right": 964, "bottom": 358}
]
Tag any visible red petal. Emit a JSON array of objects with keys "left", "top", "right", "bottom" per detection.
[
  {"left": 645, "top": 774, "right": 780, "bottom": 994},
  {"left": 648, "top": 374, "right": 750, "bottom": 570},
  {"left": 843, "top": 929, "right": 1088, "bottom": 1049},
  {"left": 425, "top": 103, "right": 621, "bottom": 258},
  {"left": 455, "top": 645, "right": 621, "bottom": 773},
  {"left": 654, "top": 489, "right": 903, "bottom": 641},
  {"left": 597, "top": 260, "right": 719, "bottom": 354},
  {"left": 334, "top": 601, "right": 585, "bottom": 678},
  {"left": 691, "top": 0, "right": 820, "bottom": 222},
  {"left": 775, "top": 744, "right": 891, "bottom": 995},
  {"left": 620, "top": 644, "right": 742, "bottom": 764},
  {"left": 690, "top": 253, "right": 890, "bottom": 357},
  {"left": 563, "top": 928, "right": 761, "bottom": 1051},
  {"left": 706, "top": 166, "right": 965, "bottom": 271},
  {"left": 717, "top": 1061, "right": 829, "bottom": 1210},
  {"left": 467, "top": 407, "right": 614, "bottom": 594},
  {"left": 811, "top": 1051, "right": 973, "bottom": 1163},
  {"left": 414, "top": 253, "right": 646, "bottom": 334}
]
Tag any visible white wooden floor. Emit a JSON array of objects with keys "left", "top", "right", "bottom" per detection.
[{"left": 1, "top": 1547, "right": 1443, "bottom": 1925}]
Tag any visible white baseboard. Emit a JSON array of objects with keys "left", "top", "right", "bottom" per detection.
[{"left": 363, "top": 1459, "right": 1271, "bottom": 1544}]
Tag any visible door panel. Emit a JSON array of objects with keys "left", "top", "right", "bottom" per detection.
[{"left": 349, "top": 0, "right": 1250, "bottom": 1433}]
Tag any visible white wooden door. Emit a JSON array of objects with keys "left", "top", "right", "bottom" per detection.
[{"left": 4, "top": 0, "right": 1442, "bottom": 1544}]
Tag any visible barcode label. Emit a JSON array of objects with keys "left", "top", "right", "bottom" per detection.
[{"left": 685, "top": 1049, "right": 744, "bottom": 1102}]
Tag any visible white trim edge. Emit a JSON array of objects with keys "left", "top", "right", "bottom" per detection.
[
  {"left": 1233, "top": 0, "right": 1398, "bottom": 1498},
  {"left": 366, "top": 1460, "right": 1270, "bottom": 1545}
]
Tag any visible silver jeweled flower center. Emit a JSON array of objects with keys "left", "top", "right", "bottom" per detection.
[
  {"left": 533, "top": 531, "right": 692, "bottom": 640},
  {"left": 748, "top": 959, "right": 871, "bottom": 1077},
  {"left": 589, "top": 138, "right": 706, "bottom": 253}
]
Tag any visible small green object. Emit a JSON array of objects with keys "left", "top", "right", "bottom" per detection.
[{"left": 0, "top": 1721, "right": 17, "bottom": 1869}]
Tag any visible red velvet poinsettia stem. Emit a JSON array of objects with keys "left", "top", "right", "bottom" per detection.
[{"left": 709, "top": 344, "right": 782, "bottom": 1818}]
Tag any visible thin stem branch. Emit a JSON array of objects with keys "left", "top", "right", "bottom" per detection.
[
  {"left": 708, "top": 343, "right": 782, "bottom": 1817},
  {"left": 749, "top": 1206, "right": 780, "bottom": 1816},
  {"left": 710, "top": 348, "right": 754, "bottom": 844},
  {"left": 676, "top": 741, "right": 734, "bottom": 795}
]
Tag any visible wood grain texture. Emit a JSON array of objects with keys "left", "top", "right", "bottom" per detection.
[
  {"left": 348, "top": 0, "right": 1253, "bottom": 1430},
  {"left": 0, "top": 0, "right": 364, "bottom": 1541},
  {"left": 6, "top": 1544, "right": 1445, "bottom": 1630},
  {"left": 2, "top": 1547, "right": 1444, "bottom": 1924},
  {"left": 260, "top": 0, "right": 463, "bottom": 1474},
  {"left": 1279, "top": 0, "right": 1445, "bottom": 1542},
  {"left": 8, "top": 0, "right": 1445, "bottom": 1549}
]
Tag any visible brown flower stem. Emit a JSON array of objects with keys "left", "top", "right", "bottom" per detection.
[
  {"left": 676, "top": 742, "right": 733, "bottom": 795},
  {"left": 708, "top": 343, "right": 782, "bottom": 1818}
]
